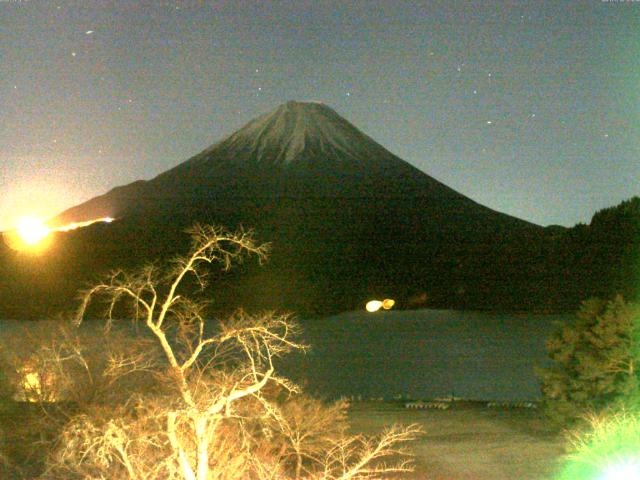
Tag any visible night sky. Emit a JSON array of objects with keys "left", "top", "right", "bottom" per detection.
[{"left": 2, "top": 0, "right": 638, "bottom": 231}]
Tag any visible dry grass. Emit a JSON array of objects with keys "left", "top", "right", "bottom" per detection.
[{"left": 347, "top": 401, "right": 565, "bottom": 480}]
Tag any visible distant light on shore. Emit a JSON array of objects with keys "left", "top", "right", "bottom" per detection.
[
  {"left": 366, "top": 300, "right": 383, "bottom": 312},
  {"left": 382, "top": 299, "right": 395, "bottom": 310},
  {"left": 365, "top": 298, "right": 395, "bottom": 313},
  {"left": 55, "top": 216, "right": 114, "bottom": 232}
]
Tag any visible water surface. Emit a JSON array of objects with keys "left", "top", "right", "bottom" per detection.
[{"left": 282, "top": 309, "right": 570, "bottom": 401}]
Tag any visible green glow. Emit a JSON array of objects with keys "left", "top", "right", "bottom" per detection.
[
  {"left": 600, "top": 459, "right": 640, "bottom": 480},
  {"left": 558, "top": 412, "right": 640, "bottom": 480}
]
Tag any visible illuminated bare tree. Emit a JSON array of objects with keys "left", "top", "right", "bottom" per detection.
[
  {"left": 275, "top": 397, "right": 350, "bottom": 479},
  {"left": 315, "top": 425, "right": 421, "bottom": 480},
  {"left": 43, "top": 224, "right": 420, "bottom": 480}
]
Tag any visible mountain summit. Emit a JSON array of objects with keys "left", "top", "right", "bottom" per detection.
[
  {"left": 196, "top": 100, "right": 379, "bottom": 166},
  {"left": 55, "top": 101, "right": 506, "bottom": 225},
  {"left": 18, "top": 101, "right": 544, "bottom": 317},
  {"left": 171, "top": 100, "right": 423, "bottom": 171}
]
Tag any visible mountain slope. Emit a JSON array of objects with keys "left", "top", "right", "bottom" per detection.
[
  {"left": 5, "top": 101, "right": 547, "bottom": 318},
  {"left": 55, "top": 101, "right": 531, "bottom": 226}
]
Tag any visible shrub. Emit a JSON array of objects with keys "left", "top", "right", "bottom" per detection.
[{"left": 538, "top": 295, "right": 640, "bottom": 427}]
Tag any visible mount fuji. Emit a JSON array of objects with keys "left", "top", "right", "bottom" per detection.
[{"left": 3, "top": 101, "right": 546, "bottom": 318}]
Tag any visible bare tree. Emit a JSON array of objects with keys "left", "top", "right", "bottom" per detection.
[
  {"left": 314, "top": 425, "right": 421, "bottom": 480},
  {"left": 40, "top": 224, "right": 420, "bottom": 480}
]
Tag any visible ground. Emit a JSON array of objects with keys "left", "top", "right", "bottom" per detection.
[
  {"left": 348, "top": 401, "right": 566, "bottom": 480},
  {"left": 1, "top": 398, "right": 567, "bottom": 479}
]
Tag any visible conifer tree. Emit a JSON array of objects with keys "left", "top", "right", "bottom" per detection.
[{"left": 538, "top": 295, "right": 640, "bottom": 426}]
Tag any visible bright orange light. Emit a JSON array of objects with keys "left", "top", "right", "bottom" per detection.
[
  {"left": 2, "top": 216, "right": 53, "bottom": 253},
  {"left": 55, "top": 216, "right": 114, "bottom": 232},
  {"left": 366, "top": 298, "right": 395, "bottom": 313},
  {"left": 3, "top": 216, "right": 115, "bottom": 253},
  {"left": 16, "top": 217, "right": 50, "bottom": 245},
  {"left": 382, "top": 299, "right": 395, "bottom": 310}
]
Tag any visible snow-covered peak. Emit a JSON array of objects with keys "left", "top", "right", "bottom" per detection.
[
  {"left": 154, "top": 100, "right": 454, "bottom": 198},
  {"left": 210, "top": 100, "right": 394, "bottom": 166}
]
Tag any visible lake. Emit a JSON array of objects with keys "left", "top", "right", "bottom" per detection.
[
  {"left": 282, "top": 309, "right": 571, "bottom": 401},
  {"left": 1, "top": 309, "right": 571, "bottom": 402}
]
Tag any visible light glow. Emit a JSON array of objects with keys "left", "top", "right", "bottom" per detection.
[
  {"left": 3, "top": 216, "right": 115, "bottom": 252},
  {"left": 365, "top": 299, "right": 395, "bottom": 313},
  {"left": 16, "top": 217, "right": 50, "bottom": 245},
  {"left": 366, "top": 300, "right": 383, "bottom": 312},
  {"left": 55, "top": 216, "right": 114, "bottom": 232},
  {"left": 382, "top": 299, "right": 395, "bottom": 310},
  {"left": 559, "top": 411, "right": 640, "bottom": 480},
  {"left": 22, "top": 371, "right": 43, "bottom": 401},
  {"left": 600, "top": 459, "right": 640, "bottom": 480}
]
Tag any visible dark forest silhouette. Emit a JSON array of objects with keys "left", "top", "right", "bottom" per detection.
[{"left": 1, "top": 193, "right": 636, "bottom": 320}]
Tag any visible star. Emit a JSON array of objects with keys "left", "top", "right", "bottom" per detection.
[{"left": 473, "top": 90, "right": 477, "bottom": 94}]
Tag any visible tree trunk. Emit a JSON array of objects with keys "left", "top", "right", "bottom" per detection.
[
  {"left": 295, "top": 448, "right": 303, "bottom": 480},
  {"left": 167, "top": 412, "right": 196, "bottom": 480},
  {"left": 195, "top": 417, "right": 210, "bottom": 480}
]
